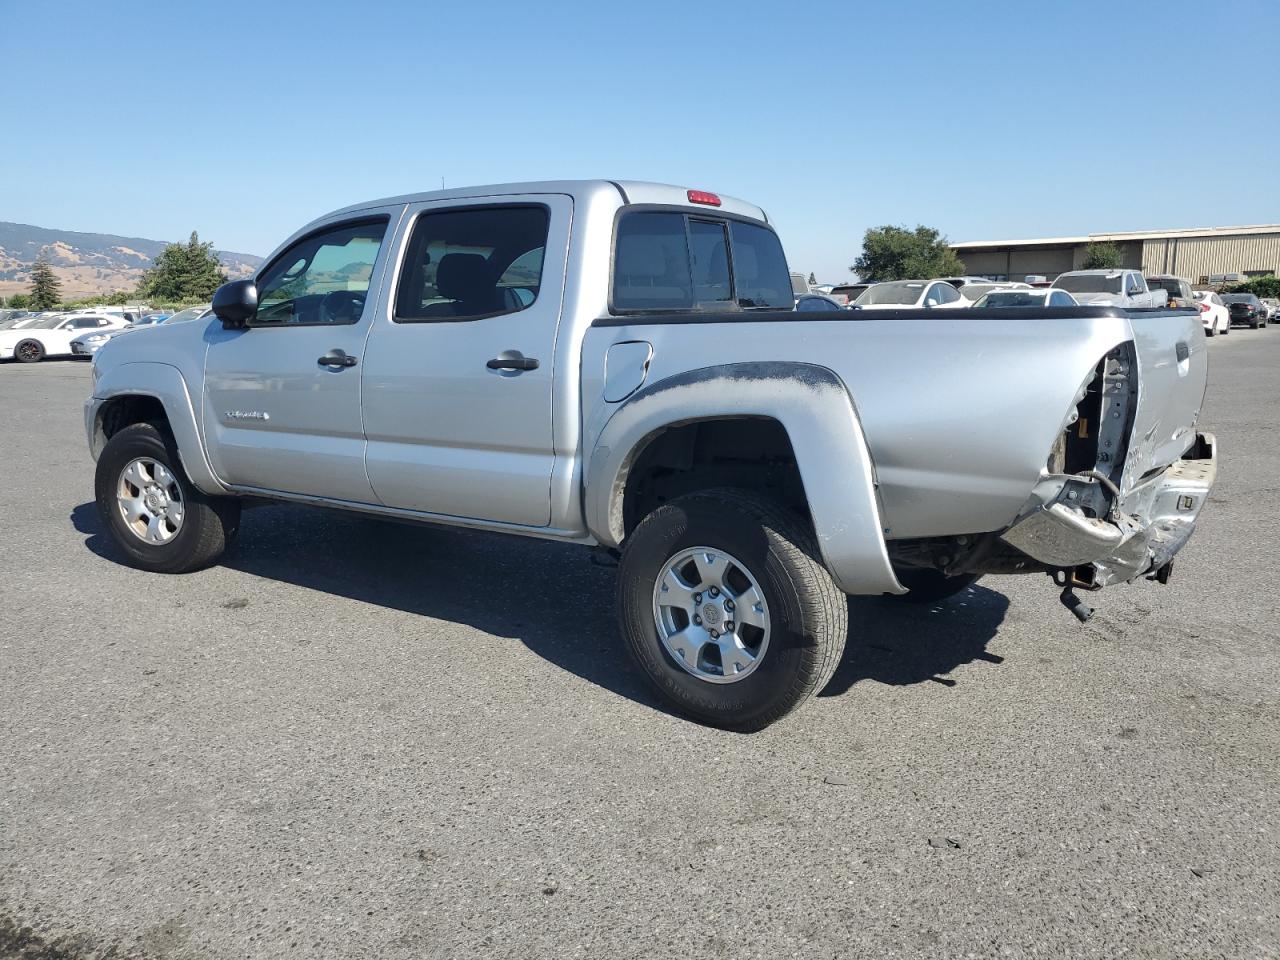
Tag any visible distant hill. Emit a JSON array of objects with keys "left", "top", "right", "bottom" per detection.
[{"left": 0, "top": 221, "right": 262, "bottom": 299}]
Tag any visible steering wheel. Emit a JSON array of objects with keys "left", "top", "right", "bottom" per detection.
[{"left": 318, "top": 290, "right": 366, "bottom": 324}]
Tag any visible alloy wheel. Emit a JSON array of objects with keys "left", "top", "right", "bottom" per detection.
[{"left": 652, "top": 546, "right": 771, "bottom": 683}]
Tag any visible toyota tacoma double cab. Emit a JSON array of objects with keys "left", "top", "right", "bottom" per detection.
[{"left": 86, "top": 180, "right": 1218, "bottom": 730}]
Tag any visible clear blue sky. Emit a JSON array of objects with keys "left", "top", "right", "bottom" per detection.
[{"left": 2, "top": 0, "right": 1277, "bottom": 282}]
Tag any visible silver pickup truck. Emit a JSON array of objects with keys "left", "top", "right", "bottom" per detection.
[{"left": 86, "top": 180, "right": 1217, "bottom": 730}]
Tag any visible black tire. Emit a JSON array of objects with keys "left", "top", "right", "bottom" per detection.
[
  {"left": 14, "top": 339, "right": 45, "bottom": 363},
  {"left": 893, "top": 568, "right": 982, "bottom": 604},
  {"left": 94, "top": 422, "right": 240, "bottom": 573},
  {"left": 1205, "top": 325, "right": 1216, "bottom": 337},
  {"left": 618, "top": 489, "right": 847, "bottom": 731}
]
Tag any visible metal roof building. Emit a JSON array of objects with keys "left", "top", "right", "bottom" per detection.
[{"left": 951, "top": 224, "right": 1280, "bottom": 285}]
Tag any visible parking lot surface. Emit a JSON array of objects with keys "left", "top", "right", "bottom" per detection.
[{"left": 2, "top": 330, "right": 1278, "bottom": 960}]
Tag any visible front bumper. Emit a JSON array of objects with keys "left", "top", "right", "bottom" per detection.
[
  {"left": 70, "top": 341, "right": 100, "bottom": 358},
  {"left": 1001, "top": 433, "right": 1217, "bottom": 586}
]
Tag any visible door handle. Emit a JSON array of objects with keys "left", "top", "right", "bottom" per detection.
[
  {"left": 318, "top": 351, "right": 358, "bottom": 368},
  {"left": 486, "top": 353, "right": 539, "bottom": 372}
]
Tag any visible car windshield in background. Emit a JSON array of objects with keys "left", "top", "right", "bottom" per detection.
[
  {"left": 855, "top": 282, "right": 925, "bottom": 305},
  {"left": 161, "top": 307, "right": 208, "bottom": 324},
  {"left": 1220, "top": 294, "right": 1256, "bottom": 304},
  {"left": 22, "top": 315, "right": 67, "bottom": 330},
  {"left": 958, "top": 284, "right": 1005, "bottom": 301},
  {"left": 1055, "top": 274, "right": 1123, "bottom": 294},
  {"left": 975, "top": 291, "right": 1047, "bottom": 307},
  {"left": 1148, "top": 280, "right": 1181, "bottom": 296}
]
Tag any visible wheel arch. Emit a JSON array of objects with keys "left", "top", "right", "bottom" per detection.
[
  {"left": 89, "top": 361, "right": 228, "bottom": 495},
  {"left": 585, "top": 361, "right": 904, "bottom": 595}
]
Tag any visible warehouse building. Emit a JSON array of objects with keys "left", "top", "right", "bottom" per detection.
[{"left": 952, "top": 224, "right": 1280, "bottom": 286}]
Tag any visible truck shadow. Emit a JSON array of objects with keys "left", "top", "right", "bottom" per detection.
[
  {"left": 822, "top": 589, "right": 1009, "bottom": 697},
  {"left": 71, "top": 502, "right": 1007, "bottom": 712}
]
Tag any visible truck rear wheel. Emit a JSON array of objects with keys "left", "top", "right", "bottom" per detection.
[
  {"left": 618, "top": 489, "right": 847, "bottom": 731},
  {"left": 94, "top": 422, "right": 240, "bottom": 573}
]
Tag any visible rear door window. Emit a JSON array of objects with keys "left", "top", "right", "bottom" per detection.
[{"left": 395, "top": 205, "right": 550, "bottom": 322}]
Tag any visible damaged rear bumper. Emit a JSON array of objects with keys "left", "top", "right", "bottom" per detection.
[{"left": 1001, "top": 432, "right": 1217, "bottom": 586}]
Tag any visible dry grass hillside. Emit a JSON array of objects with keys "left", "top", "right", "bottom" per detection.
[{"left": 0, "top": 221, "right": 261, "bottom": 299}]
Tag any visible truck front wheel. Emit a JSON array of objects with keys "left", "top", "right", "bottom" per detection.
[
  {"left": 94, "top": 422, "right": 241, "bottom": 573},
  {"left": 618, "top": 489, "right": 847, "bottom": 731}
]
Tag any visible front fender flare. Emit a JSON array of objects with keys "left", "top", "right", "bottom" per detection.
[
  {"left": 88, "top": 361, "right": 228, "bottom": 496},
  {"left": 585, "top": 361, "right": 904, "bottom": 595}
]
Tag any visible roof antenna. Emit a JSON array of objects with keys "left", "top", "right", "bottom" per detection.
[{"left": 441, "top": 176, "right": 445, "bottom": 190}]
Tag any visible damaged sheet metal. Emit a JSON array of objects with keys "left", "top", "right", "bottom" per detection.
[{"left": 1002, "top": 433, "right": 1218, "bottom": 585}]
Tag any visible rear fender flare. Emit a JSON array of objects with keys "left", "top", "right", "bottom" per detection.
[{"left": 585, "top": 361, "right": 904, "bottom": 595}]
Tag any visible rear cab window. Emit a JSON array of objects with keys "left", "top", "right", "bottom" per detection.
[{"left": 611, "top": 209, "right": 792, "bottom": 313}]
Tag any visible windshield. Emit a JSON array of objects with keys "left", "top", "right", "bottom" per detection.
[
  {"left": 1147, "top": 279, "right": 1181, "bottom": 296},
  {"left": 162, "top": 306, "right": 208, "bottom": 324},
  {"left": 1221, "top": 294, "right": 1254, "bottom": 304},
  {"left": 974, "top": 291, "right": 1047, "bottom": 308},
  {"left": 855, "top": 281, "right": 925, "bottom": 305},
  {"left": 0, "top": 317, "right": 28, "bottom": 330},
  {"left": 1054, "top": 273, "right": 1123, "bottom": 294},
  {"left": 22, "top": 315, "right": 68, "bottom": 330},
  {"left": 958, "top": 284, "right": 1005, "bottom": 301}
]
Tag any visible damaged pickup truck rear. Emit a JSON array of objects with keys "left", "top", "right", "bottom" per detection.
[{"left": 85, "top": 180, "right": 1216, "bottom": 731}]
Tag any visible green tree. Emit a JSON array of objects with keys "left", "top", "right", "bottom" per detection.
[
  {"left": 1227, "top": 274, "right": 1280, "bottom": 298},
  {"left": 7, "top": 293, "right": 31, "bottom": 309},
  {"left": 1080, "top": 241, "right": 1123, "bottom": 270},
  {"left": 852, "top": 225, "right": 965, "bottom": 281},
  {"left": 137, "top": 231, "right": 227, "bottom": 302},
  {"left": 28, "top": 253, "right": 63, "bottom": 309},
  {"left": 807, "top": 272, "right": 817, "bottom": 286}
]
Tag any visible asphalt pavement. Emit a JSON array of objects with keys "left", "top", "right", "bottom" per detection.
[{"left": 1, "top": 327, "right": 1278, "bottom": 959}]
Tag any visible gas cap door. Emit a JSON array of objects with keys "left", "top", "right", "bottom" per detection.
[{"left": 604, "top": 340, "right": 653, "bottom": 402}]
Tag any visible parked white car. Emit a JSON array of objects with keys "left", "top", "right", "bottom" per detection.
[
  {"left": 1193, "top": 291, "right": 1230, "bottom": 337},
  {"left": 0, "top": 312, "right": 130, "bottom": 363},
  {"left": 0, "top": 314, "right": 43, "bottom": 331},
  {"left": 852, "top": 280, "right": 971, "bottom": 310},
  {"left": 1052, "top": 270, "right": 1166, "bottom": 308},
  {"left": 972, "top": 288, "right": 1079, "bottom": 308},
  {"left": 70, "top": 306, "right": 213, "bottom": 358},
  {"left": 954, "top": 281, "right": 1033, "bottom": 303}
]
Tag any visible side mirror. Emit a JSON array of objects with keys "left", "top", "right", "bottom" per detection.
[
  {"left": 924, "top": 297, "right": 939, "bottom": 308},
  {"left": 212, "top": 279, "right": 258, "bottom": 329}
]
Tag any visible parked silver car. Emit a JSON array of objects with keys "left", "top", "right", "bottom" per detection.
[{"left": 71, "top": 306, "right": 212, "bottom": 358}]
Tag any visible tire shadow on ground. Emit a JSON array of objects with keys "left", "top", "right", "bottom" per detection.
[
  {"left": 819, "top": 587, "right": 1009, "bottom": 696},
  {"left": 71, "top": 501, "right": 1010, "bottom": 713}
]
